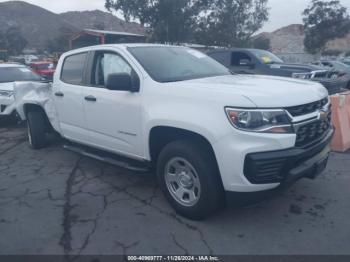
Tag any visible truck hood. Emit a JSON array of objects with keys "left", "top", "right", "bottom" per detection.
[
  {"left": 176, "top": 74, "right": 328, "bottom": 108},
  {"left": 268, "top": 63, "right": 323, "bottom": 73},
  {"left": 0, "top": 82, "right": 14, "bottom": 91}
]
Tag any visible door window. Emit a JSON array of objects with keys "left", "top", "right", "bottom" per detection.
[
  {"left": 61, "top": 53, "right": 87, "bottom": 85},
  {"left": 92, "top": 52, "right": 132, "bottom": 87},
  {"left": 231, "top": 52, "right": 252, "bottom": 66}
]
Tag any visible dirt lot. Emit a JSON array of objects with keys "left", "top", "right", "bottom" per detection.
[{"left": 0, "top": 124, "right": 349, "bottom": 256}]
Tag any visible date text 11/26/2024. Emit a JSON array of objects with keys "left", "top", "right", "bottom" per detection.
[{"left": 127, "top": 256, "right": 220, "bottom": 261}]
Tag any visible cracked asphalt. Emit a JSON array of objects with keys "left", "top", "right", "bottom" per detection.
[{"left": 0, "top": 124, "right": 350, "bottom": 256}]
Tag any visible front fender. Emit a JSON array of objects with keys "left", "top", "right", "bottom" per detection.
[
  {"left": 13, "top": 81, "right": 60, "bottom": 132},
  {"left": 143, "top": 102, "right": 233, "bottom": 160}
]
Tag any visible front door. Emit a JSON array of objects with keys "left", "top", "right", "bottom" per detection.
[
  {"left": 81, "top": 50, "right": 144, "bottom": 158},
  {"left": 53, "top": 52, "right": 88, "bottom": 141}
]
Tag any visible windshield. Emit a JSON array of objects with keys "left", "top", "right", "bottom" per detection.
[
  {"left": 0, "top": 67, "right": 41, "bottom": 83},
  {"left": 332, "top": 61, "right": 350, "bottom": 71},
  {"left": 128, "top": 46, "right": 231, "bottom": 83},
  {"left": 250, "top": 50, "right": 284, "bottom": 64}
]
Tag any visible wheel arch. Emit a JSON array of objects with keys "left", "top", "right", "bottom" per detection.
[
  {"left": 148, "top": 126, "right": 219, "bottom": 169},
  {"left": 23, "top": 103, "right": 53, "bottom": 131}
]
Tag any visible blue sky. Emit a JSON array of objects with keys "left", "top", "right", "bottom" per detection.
[{"left": 1, "top": 0, "right": 350, "bottom": 32}]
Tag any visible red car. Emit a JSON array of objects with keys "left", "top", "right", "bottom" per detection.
[{"left": 30, "top": 61, "right": 55, "bottom": 80}]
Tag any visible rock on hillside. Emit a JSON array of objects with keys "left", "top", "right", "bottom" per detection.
[
  {"left": 258, "top": 24, "right": 350, "bottom": 54},
  {"left": 258, "top": 24, "right": 306, "bottom": 53}
]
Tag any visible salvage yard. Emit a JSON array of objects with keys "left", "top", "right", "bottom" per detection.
[{"left": 0, "top": 123, "right": 350, "bottom": 256}]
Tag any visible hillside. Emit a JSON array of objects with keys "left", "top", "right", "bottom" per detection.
[
  {"left": 0, "top": 1, "right": 145, "bottom": 50},
  {"left": 258, "top": 24, "right": 350, "bottom": 54},
  {"left": 0, "top": 1, "right": 78, "bottom": 49},
  {"left": 60, "top": 10, "right": 146, "bottom": 35}
]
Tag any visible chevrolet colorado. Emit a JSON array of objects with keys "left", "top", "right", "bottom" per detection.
[{"left": 14, "top": 44, "right": 334, "bottom": 220}]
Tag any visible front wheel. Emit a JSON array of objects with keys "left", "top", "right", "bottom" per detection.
[
  {"left": 27, "top": 110, "right": 48, "bottom": 149},
  {"left": 157, "top": 140, "right": 224, "bottom": 220}
]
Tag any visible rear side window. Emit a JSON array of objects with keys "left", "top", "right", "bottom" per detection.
[{"left": 61, "top": 53, "right": 87, "bottom": 85}]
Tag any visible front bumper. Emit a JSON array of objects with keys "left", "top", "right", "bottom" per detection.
[
  {"left": 244, "top": 129, "right": 333, "bottom": 185},
  {"left": 213, "top": 126, "right": 334, "bottom": 193}
]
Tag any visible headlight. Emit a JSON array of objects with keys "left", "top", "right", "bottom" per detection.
[
  {"left": 225, "top": 108, "right": 293, "bottom": 133},
  {"left": 0, "top": 90, "right": 14, "bottom": 97}
]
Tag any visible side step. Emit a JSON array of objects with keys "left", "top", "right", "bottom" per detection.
[{"left": 63, "top": 144, "right": 151, "bottom": 173}]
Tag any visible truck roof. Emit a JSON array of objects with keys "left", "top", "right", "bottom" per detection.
[
  {"left": 207, "top": 48, "right": 265, "bottom": 54},
  {"left": 64, "top": 43, "right": 188, "bottom": 56}
]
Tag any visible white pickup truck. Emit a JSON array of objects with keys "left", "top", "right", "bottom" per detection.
[{"left": 14, "top": 44, "right": 334, "bottom": 219}]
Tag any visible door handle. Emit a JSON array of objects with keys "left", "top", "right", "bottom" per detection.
[
  {"left": 85, "top": 95, "right": 97, "bottom": 102},
  {"left": 54, "top": 92, "right": 64, "bottom": 97}
]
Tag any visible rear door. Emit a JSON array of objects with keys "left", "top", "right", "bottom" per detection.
[
  {"left": 53, "top": 52, "right": 89, "bottom": 141},
  {"left": 81, "top": 49, "right": 144, "bottom": 158}
]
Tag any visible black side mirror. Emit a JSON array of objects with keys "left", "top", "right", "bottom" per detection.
[
  {"left": 106, "top": 73, "right": 139, "bottom": 92},
  {"left": 239, "top": 59, "right": 255, "bottom": 69}
]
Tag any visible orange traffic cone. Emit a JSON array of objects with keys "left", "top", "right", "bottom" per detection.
[{"left": 331, "top": 91, "right": 350, "bottom": 152}]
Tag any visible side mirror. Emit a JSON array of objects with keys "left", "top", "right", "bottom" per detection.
[
  {"left": 239, "top": 59, "right": 255, "bottom": 69},
  {"left": 106, "top": 73, "right": 140, "bottom": 92}
]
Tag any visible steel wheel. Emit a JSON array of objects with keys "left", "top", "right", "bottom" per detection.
[{"left": 164, "top": 157, "right": 201, "bottom": 207}]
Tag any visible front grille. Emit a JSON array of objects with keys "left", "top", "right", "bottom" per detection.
[
  {"left": 313, "top": 71, "right": 327, "bottom": 78},
  {"left": 285, "top": 97, "right": 329, "bottom": 117},
  {"left": 295, "top": 113, "right": 332, "bottom": 148}
]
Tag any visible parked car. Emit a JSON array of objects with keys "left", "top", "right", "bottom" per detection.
[
  {"left": 207, "top": 48, "right": 345, "bottom": 94},
  {"left": 311, "top": 60, "right": 350, "bottom": 89},
  {"left": 341, "top": 59, "right": 350, "bottom": 66},
  {"left": 0, "top": 63, "right": 42, "bottom": 120},
  {"left": 14, "top": 44, "right": 333, "bottom": 219},
  {"left": 30, "top": 61, "right": 55, "bottom": 81},
  {"left": 24, "top": 55, "right": 39, "bottom": 65},
  {"left": 0, "top": 49, "right": 8, "bottom": 63}
]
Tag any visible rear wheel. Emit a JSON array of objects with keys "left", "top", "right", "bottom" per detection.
[
  {"left": 157, "top": 140, "right": 224, "bottom": 220},
  {"left": 27, "top": 110, "right": 48, "bottom": 149}
]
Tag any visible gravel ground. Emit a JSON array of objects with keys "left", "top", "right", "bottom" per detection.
[{"left": 0, "top": 124, "right": 349, "bottom": 256}]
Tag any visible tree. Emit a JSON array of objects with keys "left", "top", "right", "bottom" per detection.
[
  {"left": 195, "top": 0, "right": 269, "bottom": 47},
  {"left": 105, "top": 0, "right": 202, "bottom": 43},
  {"left": 303, "top": 0, "right": 350, "bottom": 54},
  {"left": 4, "top": 27, "right": 27, "bottom": 55},
  {"left": 251, "top": 35, "right": 270, "bottom": 50},
  {"left": 105, "top": 0, "right": 269, "bottom": 46}
]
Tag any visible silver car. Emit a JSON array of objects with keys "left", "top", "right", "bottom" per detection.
[{"left": 0, "top": 63, "right": 41, "bottom": 120}]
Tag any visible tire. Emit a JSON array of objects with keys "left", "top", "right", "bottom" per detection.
[
  {"left": 27, "top": 110, "right": 48, "bottom": 149},
  {"left": 157, "top": 140, "right": 224, "bottom": 220}
]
